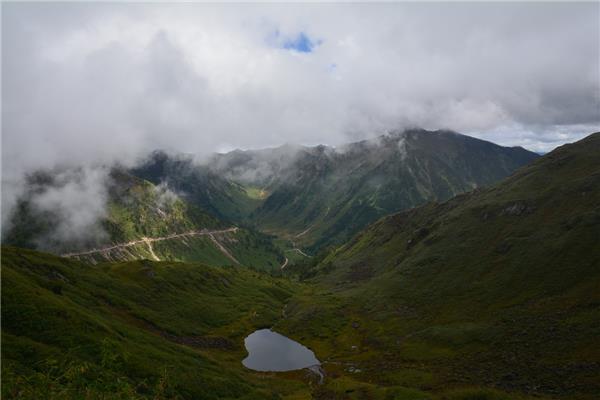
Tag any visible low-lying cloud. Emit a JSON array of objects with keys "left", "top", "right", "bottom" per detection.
[
  {"left": 4, "top": 166, "right": 111, "bottom": 251},
  {"left": 153, "top": 181, "right": 179, "bottom": 210}
]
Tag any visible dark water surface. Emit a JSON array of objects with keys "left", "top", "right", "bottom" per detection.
[{"left": 242, "top": 329, "right": 320, "bottom": 372}]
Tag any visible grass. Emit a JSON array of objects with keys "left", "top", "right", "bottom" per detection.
[
  {"left": 274, "top": 133, "right": 600, "bottom": 400},
  {"left": 3, "top": 246, "right": 561, "bottom": 400},
  {"left": 3, "top": 133, "right": 598, "bottom": 399},
  {"left": 250, "top": 129, "right": 539, "bottom": 253},
  {"left": 4, "top": 168, "right": 284, "bottom": 271},
  {"left": 1, "top": 246, "right": 300, "bottom": 399},
  {"left": 244, "top": 186, "right": 269, "bottom": 200}
]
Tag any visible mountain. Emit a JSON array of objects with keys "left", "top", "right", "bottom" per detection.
[
  {"left": 3, "top": 169, "right": 284, "bottom": 271},
  {"left": 1, "top": 246, "right": 298, "bottom": 399},
  {"left": 131, "top": 151, "right": 262, "bottom": 222},
  {"left": 278, "top": 132, "right": 600, "bottom": 399},
  {"left": 2, "top": 132, "right": 596, "bottom": 400},
  {"left": 211, "top": 129, "right": 540, "bottom": 252}
]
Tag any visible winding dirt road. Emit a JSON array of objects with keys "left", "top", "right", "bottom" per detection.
[
  {"left": 280, "top": 257, "right": 289, "bottom": 270},
  {"left": 208, "top": 232, "right": 240, "bottom": 264},
  {"left": 62, "top": 227, "right": 239, "bottom": 261}
]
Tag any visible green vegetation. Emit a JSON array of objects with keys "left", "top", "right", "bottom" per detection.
[
  {"left": 130, "top": 131, "right": 538, "bottom": 255},
  {"left": 1, "top": 246, "right": 301, "bottom": 399},
  {"left": 219, "top": 129, "right": 539, "bottom": 253},
  {"left": 1, "top": 242, "right": 555, "bottom": 399},
  {"left": 4, "top": 168, "right": 284, "bottom": 271},
  {"left": 275, "top": 132, "right": 600, "bottom": 399},
  {"left": 131, "top": 151, "right": 264, "bottom": 222},
  {"left": 244, "top": 187, "right": 269, "bottom": 200},
  {"left": 104, "top": 169, "right": 223, "bottom": 243},
  {"left": 2, "top": 133, "right": 598, "bottom": 399}
]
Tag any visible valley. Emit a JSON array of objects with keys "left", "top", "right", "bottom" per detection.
[
  {"left": 3, "top": 3, "right": 598, "bottom": 399},
  {"left": 276, "top": 132, "right": 600, "bottom": 399},
  {"left": 2, "top": 131, "right": 599, "bottom": 400},
  {"left": 130, "top": 129, "right": 539, "bottom": 254}
]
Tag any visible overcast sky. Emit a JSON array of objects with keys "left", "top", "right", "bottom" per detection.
[{"left": 2, "top": 2, "right": 599, "bottom": 176}]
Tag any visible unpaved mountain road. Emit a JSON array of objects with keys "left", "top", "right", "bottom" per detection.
[
  {"left": 62, "top": 227, "right": 239, "bottom": 260},
  {"left": 280, "top": 257, "right": 289, "bottom": 270},
  {"left": 208, "top": 232, "right": 240, "bottom": 264},
  {"left": 290, "top": 248, "right": 311, "bottom": 258}
]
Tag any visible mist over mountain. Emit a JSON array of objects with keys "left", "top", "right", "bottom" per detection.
[
  {"left": 2, "top": 2, "right": 599, "bottom": 399},
  {"left": 134, "top": 129, "right": 540, "bottom": 252},
  {"left": 2, "top": 128, "right": 538, "bottom": 266},
  {"left": 3, "top": 167, "right": 283, "bottom": 270},
  {"left": 3, "top": 132, "right": 598, "bottom": 400},
  {"left": 2, "top": 2, "right": 599, "bottom": 232}
]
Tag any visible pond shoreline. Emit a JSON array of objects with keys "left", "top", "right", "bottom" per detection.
[{"left": 242, "top": 328, "right": 323, "bottom": 383}]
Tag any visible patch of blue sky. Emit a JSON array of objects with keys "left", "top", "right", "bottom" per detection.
[
  {"left": 267, "top": 29, "right": 322, "bottom": 53},
  {"left": 283, "top": 32, "right": 321, "bottom": 53}
]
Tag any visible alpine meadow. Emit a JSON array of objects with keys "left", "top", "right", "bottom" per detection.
[{"left": 1, "top": 2, "right": 599, "bottom": 400}]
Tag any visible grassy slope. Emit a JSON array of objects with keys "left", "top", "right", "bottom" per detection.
[
  {"left": 4, "top": 169, "right": 283, "bottom": 271},
  {"left": 276, "top": 133, "right": 600, "bottom": 399},
  {"left": 1, "top": 248, "right": 544, "bottom": 400},
  {"left": 92, "top": 170, "right": 283, "bottom": 270},
  {"left": 3, "top": 134, "right": 596, "bottom": 399},
  {"left": 130, "top": 151, "right": 264, "bottom": 223},
  {"left": 252, "top": 130, "right": 539, "bottom": 253},
  {"left": 104, "top": 170, "right": 224, "bottom": 242},
  {"left": 146, "top": 230, "right": 283, "bottom": 271},
  {"left": 1, "top": 246, "right": 307, "bottom": 399}
]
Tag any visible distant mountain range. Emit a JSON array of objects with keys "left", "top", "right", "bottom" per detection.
[
  {"left": 4, "top": 129, "right": 539, "bottom": 267},
  {"left": 135, "top": 129, "right": 540, "bottom": 252}
]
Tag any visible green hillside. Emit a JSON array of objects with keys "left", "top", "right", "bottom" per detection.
[
  {"left": 212, "top": 129, "right": 539, "bottom": 252},
  {"left": 1, "top": 246, "right": 306, "bottom": 399},
  {"left": 131, "top": 151, "right": 262, "bottom": 222},
  {"left": 3, "top": 133, "right": 596, "bottom": 400},
  {"left": 4, "top": 169, "right": 284, "bottom": 271},
  {"left": 276, "top": 132, "right": 600, "bottom": 399}
]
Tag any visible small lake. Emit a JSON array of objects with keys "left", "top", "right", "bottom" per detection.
[{"left": 242, "top": 329, "right": 320, "bottom": 372}]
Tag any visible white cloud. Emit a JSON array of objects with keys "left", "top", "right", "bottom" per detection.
[
  {"left": 1, "top": 2, "right": 599, "bottom": 225},
  {"left": 22, "top": 167, "right": 110, "bottom": 249}
]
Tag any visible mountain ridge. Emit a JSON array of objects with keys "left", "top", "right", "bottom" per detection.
[
  {"left": 233, "top": 128, "right": 540, "bottom": 251},
  {"left": 1, "top": 131, "right": 597, "bottom": 400},
  {"left": 133, "top": 129, "right": 540, "bottom": 253},
  {"left": 278, "top": 131, "right": 600, "bottom": 399}
]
